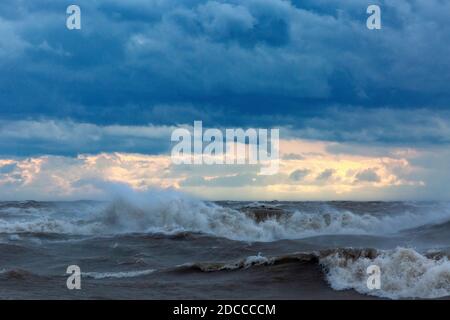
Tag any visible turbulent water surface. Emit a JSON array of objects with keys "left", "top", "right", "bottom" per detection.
[{"left": 1, "top": 196, "right": 450, "bottom": 299}]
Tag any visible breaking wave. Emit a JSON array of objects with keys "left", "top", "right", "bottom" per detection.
[
  {"left": 176, "top": 254, "right": 272, "bottom": 272},
  {"left": 320, "top": 247, "right": 450, "bottom": 299},
  {"left": 0, "top": 217, "right": 103, "bottom": 235},
  {"left": 1, "top": 191, "right": 450, "bottom": 242},
  {"left": 171, "top": 248, "right": 450, "bottom": 299}
]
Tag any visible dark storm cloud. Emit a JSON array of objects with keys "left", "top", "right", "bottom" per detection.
[
  {"left": 289, "top": 169, "right": 310, "bottom": 181},
  {"left": 316, "top": 169, "right": 335, "bottom": 182},
  {"left": 0, "top": 163, "right": 17, "bottom": 174},
  {"left": 1, "top": 0, "right": 450, "bottom": 155},
  {"left": 285, "top": 108, "right": 450, "bottom": 146},
  {"left": 355, "top": 168, "right": 381, "bottom": 182},
  {"left": 0, "top": 120, "right": 175, "bottom": 156}
]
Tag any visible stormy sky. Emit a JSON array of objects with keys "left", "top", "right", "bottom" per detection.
[{"left": 0, "top": 0, "right": 449, "bottom": 200}]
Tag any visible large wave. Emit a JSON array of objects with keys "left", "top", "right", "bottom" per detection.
[
  {"left": 1, "top": 190, "right": 450, "bottom": 242},
  {"left": 170, "top": 248, "right": 450, "bottom": 299},
  {"left": 321, "top": 247, "right": 450, "bottom": 299}
]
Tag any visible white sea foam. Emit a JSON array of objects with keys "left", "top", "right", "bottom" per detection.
[
  {"left": 91, "top": 194, "right": 450, "bottom": 241},
  {"left": 0, "top": 217, "right": 103, "bottom": 235},
  {"left": 8, "top": 234, "right": 21, "bottom": 241},
  {"left": 0, "top": 190, "right": 449, "bottom": 242},
  {"left": 177, "top": 254, "right": 272, "bottom": 272},
  {"left": 222, "top": 254, "right": 271, "bottom": 270},
  {"left": 82, "top": 269, "right": 155, "bottom": 279},
  {"left": 321, "top": 247, "right": 450, "bottom": 299}
]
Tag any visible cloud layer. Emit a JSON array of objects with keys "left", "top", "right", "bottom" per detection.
[
  {"left": 1, "top": 0, "right": 449, "bottom": 200},
  {"left": 2, "top": 137, "right": 448, "bottom": 201},
  {"left": 1, "top": 0, "right": 450, "bottom": 128}
]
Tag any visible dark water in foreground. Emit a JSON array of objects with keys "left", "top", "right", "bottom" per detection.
[{"left": 1, "top": 198, "right": 450, "bottom": 299}]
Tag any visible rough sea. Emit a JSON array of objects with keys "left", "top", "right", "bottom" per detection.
[{"left": 1, "top": 194, "right": 450, "bottom": 299}]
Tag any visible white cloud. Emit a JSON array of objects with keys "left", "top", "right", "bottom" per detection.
[{"left": 1, "top": 136, "right": 446, "bottom": 201}]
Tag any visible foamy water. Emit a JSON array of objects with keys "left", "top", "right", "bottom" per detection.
[
  {"left": 321, "top": 247, "right": 450, "bottom": 299},
  {"left": 1, "top": 196, "right": 449, "bottom": 242},
  {"left": 0, "top": 193, "right": 450, "bottom": 299}
]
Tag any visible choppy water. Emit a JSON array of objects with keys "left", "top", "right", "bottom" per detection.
[{"left": 1, "top": 195, "right": 450, "bottom": 299}]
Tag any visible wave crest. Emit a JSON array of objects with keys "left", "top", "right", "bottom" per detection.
[
  {"left": 320, "top": 247, "right": 450, "bottom": 299},
  {"left": 1, "top": 192, "right": 450, "bottom": 242}
]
